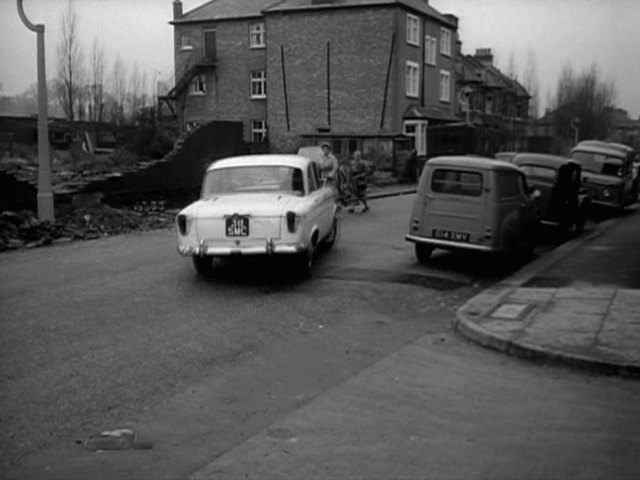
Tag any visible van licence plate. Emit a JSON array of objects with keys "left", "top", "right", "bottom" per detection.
[
  {"left": 432, "top": 229, "right": 470, "bottom": 242},
  {"left": 226, "top": 215, "right": 249, "bottom": 237}
]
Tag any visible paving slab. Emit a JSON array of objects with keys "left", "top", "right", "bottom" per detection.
[{"left": 454, "top": 208, "right": 640, "bottom": 378}]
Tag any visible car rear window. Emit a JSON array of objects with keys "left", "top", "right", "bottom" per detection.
[
  {"left": 202, "top": 166, "right": 305, "bottom": 196},
  {"left": 431, "top": 169, "right": 482, "bottom": 196},
  {"left": 519, "top": 165, "right": 557, "bottom": 180}
]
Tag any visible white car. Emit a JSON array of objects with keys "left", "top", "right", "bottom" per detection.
[{"left": 176, "top": 154, "right": 339, "bottom": 277}]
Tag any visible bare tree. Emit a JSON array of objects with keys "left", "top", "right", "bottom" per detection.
[
  {"left": 505, "top": 51, "right": 517, "bottom": 80},
  {"left": 109, "top": 56, "right": 127, "bottom": 124},
  {"left": 89, "top": 38, "right": 106, "bottom": 123},
  {"left": 128, "top": 63, "right": 142, "bottom": 120},
  {"left": 553, "top": 62, "right": 617, "bottom": 140},
  {"left": 56, "top": 1, "right": 83, "bottom": 121},
  {"left": 522, "top": 48, "right": 539, "bottom": 118}
]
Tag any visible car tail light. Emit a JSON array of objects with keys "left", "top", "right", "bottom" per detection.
[
  {"left": 286, "top": 211, "right": 299, "bottom": 233},
  {"left": 177, "top": 214, "right": 189, "bottom": 235}
]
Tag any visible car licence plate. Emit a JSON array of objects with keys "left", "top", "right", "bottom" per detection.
[
  {"left": 432, "top": 229, "right": 470, "bottom": 242},
  {"left": 226, "top": 215, "right": 249, "bottom": 237}
]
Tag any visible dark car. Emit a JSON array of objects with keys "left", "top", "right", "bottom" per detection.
[
  {"left": 512, "top": 153, "right": 591, "bottom": 233},
  {"left": 569, "top": 141, "right": 637, "bottom": 211}
]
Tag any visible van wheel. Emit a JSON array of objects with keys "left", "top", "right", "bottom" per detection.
[{"left": 415, "top": 244, "right": 434, "bottom": 263}]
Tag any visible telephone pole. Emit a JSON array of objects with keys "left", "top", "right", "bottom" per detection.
[{"left": 17, "top": 0, "right": 54, "bottom": 221}]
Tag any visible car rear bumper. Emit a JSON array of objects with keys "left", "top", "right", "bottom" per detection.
[
  {"left": 405, "top": 234, "right": 494, "bottom": 252},
  {"left": 178, "top": 239, "right": 305, "bottom": 256}
]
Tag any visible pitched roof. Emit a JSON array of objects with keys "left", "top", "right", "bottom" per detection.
[
  {"left": 174, "top": 0, "right": 457, "bottom": 27},
  {"left": 457, "top": 55, "right": 485, "bottom": 84},
  {"left": 172, "top": 0, "right": 281, "bottom": 23},
  {"left": 457, "top": 53, "right": 530, "bottom": 98},
  {"left": 264, "top": 0, "right": 457, "bottom": 27}
]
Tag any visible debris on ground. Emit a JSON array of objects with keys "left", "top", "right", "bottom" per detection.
[
  {"left": 0, "top": 204, "right": 177, "bottom": 253},
  {"left": 79, "top": 428, "right": 153, "bottom": 451}
]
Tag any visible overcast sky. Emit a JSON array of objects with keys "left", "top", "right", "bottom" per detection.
[{"left": 1, "top": 0, "right": 639, "bottom": 118}]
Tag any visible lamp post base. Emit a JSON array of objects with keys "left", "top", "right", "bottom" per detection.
[{"left": 37, "top": 192, "right": 54, "bottom": 222}]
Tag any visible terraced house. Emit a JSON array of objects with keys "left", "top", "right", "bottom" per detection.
[{"left": 168, "top": 0, "right": 461, "bottom": 163}]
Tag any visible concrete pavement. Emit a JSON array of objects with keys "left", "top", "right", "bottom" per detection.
[
  {"left": 369, "top": 182, "right": 640, "bottom": 376},
  {"left": 454, "top": 205, "right": 640, "bottom": 377},
  {"left": 188, "top": 203, "right": 640, "bottom": 480}
]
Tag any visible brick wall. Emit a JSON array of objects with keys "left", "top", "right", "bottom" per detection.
[
  {"left": 172, "top": 5, "right": 459, "bottom": 156},
  {"left": 265, "top": 7, "right": 398, "bottom": 152},
  {"left": 174, "top": 20, "right": 267, "bottom": 142}
]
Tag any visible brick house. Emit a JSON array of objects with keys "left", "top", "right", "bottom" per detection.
[
  {"left": 454, "top": 48, "right": 531, "bottom": 154},
  {"left": 168, "top": 0, "right": 460, "bottom": 165}
]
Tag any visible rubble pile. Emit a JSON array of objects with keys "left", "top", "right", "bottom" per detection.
[{"left": 0, "top": 203, "right": 177, "bottom": 252}]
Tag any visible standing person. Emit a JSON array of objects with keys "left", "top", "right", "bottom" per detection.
[
  {"left": 319, "top": 142, "right": 338, "bottom": 182},
  {"left": 350, "top": 150, "right": 370, "bottom": 212}
]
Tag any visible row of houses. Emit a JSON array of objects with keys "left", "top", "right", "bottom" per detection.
[{"left": 163, "top": 0, "right": 532, "bottom": 164}]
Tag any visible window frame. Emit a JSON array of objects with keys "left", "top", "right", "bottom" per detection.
[
  {"left": 439, "top": 70, "right": 450, "bottom": 102},
  {"left": 403, "top": 120, "right": 428, "bottom": 156},
  {"left": 307, "top": 164, "right": 318, "bottom": 193},
  {"left": 250, "top": 119, "right": 267, "bottom": 143},
  {"left": 249, "top": 22, "right": 266, "bottom": 49},
  {"left": 440, "top": 27, "right": 451, "bottom": 56},
  {"left": 406, "top": 61, "right": 420, "bottom": 98},
  {"left": 188, "top": 75, "right": 206, "bottom": 95},
  {"left": 185, "top": 121, "right": 201, "bottom": 132},
  {"left": 424, "top": 35, "right": 437, "bottom": 66},
  {"left": 250, "top": 70, "right": 267, "bottom": 99},
  {"left": 180, "top": 32, "right": 193, "bottom": 51},
  {"left": 406, "top": 14, "right": 420, "bottom": 46}
]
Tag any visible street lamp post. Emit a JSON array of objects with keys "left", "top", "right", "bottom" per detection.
[{"left": 17, "top": 0, "right": 54, "bottom": 221}]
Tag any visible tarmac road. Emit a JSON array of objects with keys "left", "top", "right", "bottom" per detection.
[{"left": 1, "top": 194, "right": 638, "bottom": 480}]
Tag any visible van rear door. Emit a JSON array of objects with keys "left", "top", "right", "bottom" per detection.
[{"left": 417, "top": 167, "right": 486, "bottom": 245}]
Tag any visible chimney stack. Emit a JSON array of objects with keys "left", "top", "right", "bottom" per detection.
[
  {"left": 173, "top": 1, "right": 183, "bottom": 20},
  {"left": 474, "top": 48, "right": 494, "bottom": 66}
]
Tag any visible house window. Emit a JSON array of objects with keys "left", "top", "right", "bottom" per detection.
[
  {"left": 439, "top": 70, "right": 450, "bottom": 102},
  {"left": 406, "top": 14, "right": 420, "bottom": 46},
  {"left": 203, "top": 29, "right": 216, "bottom": 63},
  {"left": 251, "top": 119, "right": 267, "bottom": 143},
  {"left": 180, "top": 32, "right": 193, "bottom": 51},
  {"left": 250, "top": 70, "right": 266, "bottom": 98},
  {"left": 440, "top": 27, "right": 451, "bottom": 56},
  {"left": 425, "top": 35, "right": 437, "bottom": 65},
  {"left": 189, "top": 75, "right": 206, "bottom": 95},
  {"left": 186, "top": 121, "right": 201, "bottom": 131},
  {"left": 486, "top": 94, "right": 493, "bottom": 114},
  {"left": 406, "top": 61, "right": 419, "bottom": 98},
  {"left": 249, "top": 22, "right": 265, "bottom": 48},
  {"left": 403, "top": 120, "right": 428, "bottom": 156}
]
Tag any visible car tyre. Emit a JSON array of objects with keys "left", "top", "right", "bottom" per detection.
[
  {"left": 574, "top": 207, "right": 588, "bottom": 234},
  {"left": 415, "top": 244, "right": 434, "bottom": 263},
  {"left": 323, "top": 217, "right": 339, "bottom": 250},
  {"left": 294, "top": 243, "right": 315, "bottom": 278},
  {"left": 192, "top": 255, "right": 215, "bottom": 277}
]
